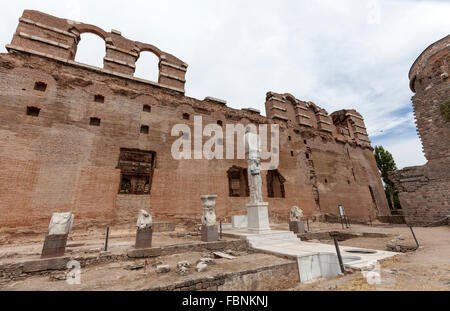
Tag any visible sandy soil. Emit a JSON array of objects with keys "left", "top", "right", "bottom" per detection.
[
  {"left": 287, "top": 224, "right": 450, "bottom": 291},
  {"left": 0, "top": 252, "right": 292, "bottom": 291}
]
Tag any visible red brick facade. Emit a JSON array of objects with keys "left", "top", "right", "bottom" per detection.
[
  {"left": 0, "top": 10, "right": 390, "bottom": 231},
  {"left": 390, "top": 35, "right": 450, "bottom": 225}
]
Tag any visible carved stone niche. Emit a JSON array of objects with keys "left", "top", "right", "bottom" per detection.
[{"left": 201, "top": 195, "right": 218, "bottom": 242}]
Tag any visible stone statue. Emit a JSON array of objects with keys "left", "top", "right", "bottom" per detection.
[
  {"left": 245, "top": 131, "right": 263, "bottom": 204},
  {"left": 290, "top": 206, "right": 304, "bottom": 222},
  {"left": 48, "top": 212, "right": 74, "bottom": 235},
  {"left": 137, "top": 210, "right": 153, "bottom": 230},
  {"left": 248, "top": 159, "right": 263, "bottom": 204},
  {"left": 201, "top": 195, "right": 217, "bottom": 226}
]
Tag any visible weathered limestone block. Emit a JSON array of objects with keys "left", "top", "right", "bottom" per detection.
[
  {"left": 290, "top": 206, "right": 303, "bottom": 222},
  {"left": 201, "top": 195, "right": 217, "bottom": 227},
  {"left": 41, "top": 212, "right": 74, "bottom": 259},
  {"left": 137, "top": 210, "right": 153, "bottom": 229},
  {"left": 48, "top": 212, "right": 74, "bottom": 235},
  {"left": 201, "top": 195, "right": 218, "bottom": 242},
  {"left": 289, "top": 206, "right": 306, "bottom": 234},
  {"left": 135, "top": 227, "right": 153, "bottom": 249},
  {"left": 135, "top": 210, "right": 153, "bottom": 249},
  {"left": 201, "top": 225, "right": 218, "bottom": 242},
  {"left": 156, "top": 265, "right": 170, "bottom": 273},
  {"left": 196, "top": 262, "right": 208, "bottom": 272}
]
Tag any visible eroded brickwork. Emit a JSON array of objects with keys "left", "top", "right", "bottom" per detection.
[
  {"left": 0, "top": 10, "right": 389, "bottom": 231},
  {"left": 390, "top": 35, "right": 450, "bottom": 225}
]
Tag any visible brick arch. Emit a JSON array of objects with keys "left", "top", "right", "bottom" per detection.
[
  {"left": 71, "top": 24, "right": 109, "bottom": 41},
  {"left": 71, "top": 24, "right": 108, "bottom": 68}
]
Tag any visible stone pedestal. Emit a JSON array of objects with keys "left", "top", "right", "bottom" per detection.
[
  {"left": 289, "top": 221, "right": 306, "bottom": 234},
  {"left": 246, "top": 202, "right": 271, "bottom": 234},
  {"left": 201, "top": 225, "right": 218, "bottom": 242},
  {"left": 135, "top": 227, "right": 153, "bottom": 249},
  {"left": 41, "top": 234, "right": 68, "bottom": 259}
]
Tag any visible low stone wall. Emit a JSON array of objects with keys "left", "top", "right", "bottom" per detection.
[
  {"left": 0, "top": 239, "right": 247, "bottom": 283},
  {"left": 146, "top": 262, "right": 299, "bottom": 291}
]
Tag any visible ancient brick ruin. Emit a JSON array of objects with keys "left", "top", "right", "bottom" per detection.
[
  {"left": 0, "top": 10, "right": 390, "bottom": 231},
  {"left": 390, "top": 35, "right": 450, "bottom": 226}
]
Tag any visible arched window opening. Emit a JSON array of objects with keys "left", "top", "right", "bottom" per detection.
[
  {"left": 267, "top": 170, "right": 286, "bottom": 198},
  {"left": 134, "top": 52, "right": 159, "bottom": 82},
  {"left": 75, "top": 33, "right": 105, "bottom": 68}
]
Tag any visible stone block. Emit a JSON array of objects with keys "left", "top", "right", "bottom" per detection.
[
  {"left": 289, "top": 221, "right": 306, "bottom": 234},
  {"left": 135, "top": 227, "right": 153, "bottom": 249},
  {"left": 127, "top": 247, "right": 162, "bottom": 258},
  {"left": 41, "top": 234, "right": 68, "bottom": 259},
  {"left": 201, "top": 225, "right": 218, "bottom": 242},
  {"left": 23, "top": 257, "right": 70, "bottom": 273}
]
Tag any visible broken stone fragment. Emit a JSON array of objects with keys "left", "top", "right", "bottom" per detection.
[
  {"left": 196, "top": 258, "right": 216, "bottom": 266},
  {"left": 48, "top": 212, "right": 74, "bottom": 235},
  {"left": 177, "top": 266, "right": 189, "bottom": 276},
  {"left": 49, "top": 271, "right": 67, "bottom": 281},
  {"left": 156, "top": 265, "right": 170, "bottom": 273},
  {"left": 177, "top": 261, "right": 191, "bottom": 269},
  {"left": 290, "top": 206, "right": 304, "bottom": 222},
  {"left": 196, "top": 262, "right": 208, "bottom": 272}
]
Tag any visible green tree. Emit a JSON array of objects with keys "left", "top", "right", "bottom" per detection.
[{"left": 374, "top": 146, "right": 401, "bottom": 210}]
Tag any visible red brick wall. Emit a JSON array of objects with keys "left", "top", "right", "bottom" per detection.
[{"left": 0, "top": 11, "right": 390, "bottom": 232}]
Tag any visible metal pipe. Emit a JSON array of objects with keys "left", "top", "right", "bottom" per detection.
[
  {"left": 219, "top": 220, "right": 223, "bottom": 240},
  {"left": 306, "top": 218, "right": 310, "bottom": 232},
  {"left": 331, "top": 233, "right": 345, "bottom": 274},
  {"left": 409, "top": 226, "right": 420, "bottom": 248},
  {"left": 104, "top": 227, "right": 110, "bottom": 252}
]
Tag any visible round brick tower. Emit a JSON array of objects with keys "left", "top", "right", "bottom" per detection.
[{"left": 409, "top": 35, "right": 450, "bottom": 169}]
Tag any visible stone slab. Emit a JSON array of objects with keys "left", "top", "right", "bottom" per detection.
[
  {"left": 127, "top": 247, "right": 162, "bottom": 258},
  {"left": 289, "top": 221, "right": 306, "bottom": 234},
  {"left": 213, "top": 251, "right": 237, "bottom": 260},
  {"left": 41, "top": 234, "right": 68, "bottom": 259},
  {"left": 201, "top": 225, "right": 218, "bottom": 242},
  {"left": 135, "top": 227, "right": 153, "bottom": 249}
]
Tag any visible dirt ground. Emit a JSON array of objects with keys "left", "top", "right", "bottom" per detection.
[
  {"left": 1, "top": 252, "right": 292, "bottom": 291},
  {"left": 286, "top": 223, "right": 450, "bottom": 291},
  {"left": 0, "top": 221, "right": 449, "bottom": 291}
]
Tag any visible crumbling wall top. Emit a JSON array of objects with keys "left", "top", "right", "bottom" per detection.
[{"left": 6, "top": 10, "right": 188, "bottom": 93}]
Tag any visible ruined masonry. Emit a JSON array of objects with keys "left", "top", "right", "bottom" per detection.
[
  {"left": 390, "top": 35, "right": 450, "bottom": 226},
  {"left": 0, "top": 10, "right": 390, "bottom": 231}
]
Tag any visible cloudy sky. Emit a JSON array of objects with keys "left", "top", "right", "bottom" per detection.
[{"left": 1, "top": 0, "right": 449, "bottom": 169}]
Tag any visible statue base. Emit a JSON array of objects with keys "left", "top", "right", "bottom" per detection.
[
  {"left": 289, "top": 221, "right": 306, "bottom": 234},
  {"left": 41, "top": 234, "right": 68, "bottom": 259},
  {"left": 135, "top": 227, "right": 153, "bottom": 249},
  {"left": 246, "top": 202, "right": 271, "bottom": 234},
  {"left": 201, "top": 225, "right": 218, "bottom": 242}
]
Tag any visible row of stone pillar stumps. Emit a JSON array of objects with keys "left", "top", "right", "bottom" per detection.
[{"left": 37, "top": 196, "right": 224, "bottom": 262}]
